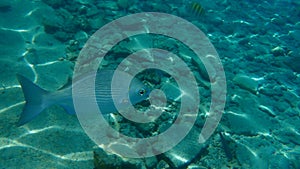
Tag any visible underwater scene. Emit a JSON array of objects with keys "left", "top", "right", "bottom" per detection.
[{"left": 0, "top": 0, "right": 300, "bottom": 168}]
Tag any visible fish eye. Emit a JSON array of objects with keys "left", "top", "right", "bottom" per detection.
[{"left": 138, "top": 88, "right": 146, "bottom": 96}]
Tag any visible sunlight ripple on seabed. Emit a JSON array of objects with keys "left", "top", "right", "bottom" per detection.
[
  {"left": 0, "top": 85, "right": 20, "bottom": 91},
  {"left": 0, "top": 137, "right": 93, "bottom": 161},
  {"left": 21, "top": 48, "right": 64, "bottom": 83},
  {"left": 24, "top": 8, "right": 39, "bottom": 17},
  {"left": 19, "top": 125, "right": 84, "bottom": 139},
  {"left": 0, "top": 101, "right": 25, "bottom": 114},
  {"left": 36, "top": 61, "right": 60, "bottom": 66},
  {"left": 225, "top": 111, "right": 248, "bottom": 118},
  {"left": 23, "top": 56, "right": 38, "bottom": 83},
  {"left": 0, "top": 27, "right": 32, "bottom": 33}
]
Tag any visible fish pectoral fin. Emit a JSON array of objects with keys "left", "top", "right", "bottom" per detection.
[
  {"left": 58, "top": 76, "right": 72, "bottom": 90},
  {"left": 58, "top": 102, "right": 76, "bottom": 115}
]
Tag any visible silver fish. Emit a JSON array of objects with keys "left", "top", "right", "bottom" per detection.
[{"left": 16, "top": 70, "right": 150, "bottom": 126}]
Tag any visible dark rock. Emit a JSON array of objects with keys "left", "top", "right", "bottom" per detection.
[
  {"left": 144, "top": 156, "right": 158, "bottom": 169},
  {"left": 220, "top": 22, "right": 235, "bottom": 35},
  {"left": 244, "top": 50, "right": 256, "bottom": 61},
  {"left": 191, "top": 58, "right": 209, "bottom": 82},
  {"left": 161, "top": 82, "right": 181, "bottom": 101},
  {"left": 0, "top": 4, "right": 11, "bottom": 13},
  {"left": 273, "top": 128, "right": 300, "bottom": 145},
  {"left": 74, "top": 16, "right": 90, "bottom": 31},
  {"left": 93, "top": 148, "right": 146, "bottom": 169},
  {"left": 235, "top": 141, "right": 267, "bottom": 168},
  {"left": 42, "top": 0, "right": 64, "bottom": 8},
  {"left": 89, "top": 16, "right": 105, "bottom": 30},
  {"left": 290, "top": 30, "right": 300, "bottom": 40},
  {"left": 238, "top": 38, "right": 249, "bottom": 45},
  {"left": 43, "top": 22, "right": 60, "bottom": 34},
  {"left": 284, "top": 55, "right": 300, "bottom": 73},
  {"left": 156, "top": 160, "right": 170, "bottom": 169},
  {"left": 117, "top": 0, "right": 131, "bottom": 9},
  {"left": 268, "top": 155, "right": 290, "bottom": 169},
  {"left": 290, "top": 151, "right": 300, "bottom": 169},
  {"left": 53, "top": 31, "right": 72, "bottom": 42},
  {"left": 162, "top": 126, "right": 208, "bottom": 168},
  {"left": 211, "top": 17, "right": 224, "bottom": 27}
]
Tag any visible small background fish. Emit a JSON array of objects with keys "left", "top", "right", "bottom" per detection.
[{"left": 188, "top": 1, "right": 205, "bottom": 17}]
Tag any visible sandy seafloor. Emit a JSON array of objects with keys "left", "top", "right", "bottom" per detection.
[{"left": 0, "top": 0, "right": 300, "bottom": 168}]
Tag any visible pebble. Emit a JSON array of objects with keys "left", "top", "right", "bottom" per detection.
[
  {"left": 117, "top": 0, "right": 131, "bottom": 9},
  {"left": 75, "top": 31, "right": 88, "bottom": 48},
  {"left": 295, "top": 22, "right": 300, "bottom": 29},
  {"left": 144, "top": 156, "right": 158, "bottom": 169},
  {"left": 233, "top": 74, "right": 258, "bottom": 94},
  {"left": 86, "top": 4, "right": 99, "bottom": 16},
  {"left": 271, "top": 46, "right": 285, "bottom": 56},
  {"left": 76, "top": 0, "right": 95, "bottom": 5},
  {"left": 258, "top": 105, "right": 276, "bottom": 117},
  {"left": 288, "top": 30, "right": 300, "bottom": 41},
  {"left": 187, "top": 164, "right": 206, "bottom": 169},
  {"left": 156, "top": 160, "right": 170, "bottom": 169},
  {"left": 270, "top": 17, "right": 285, "bottom": 26},
  {"left": 89, "top": 16, "right": 105, "bottom": 30}
]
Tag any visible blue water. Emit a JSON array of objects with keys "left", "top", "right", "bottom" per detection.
[{"left": 0, "top": 0, "right": 299, "bottom": 168}]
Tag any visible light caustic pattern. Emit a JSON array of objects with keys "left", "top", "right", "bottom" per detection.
[
  {"left": 0, "top": 124, "right": 93, "bottom": 167},
  {"left": 73, "top": 12, "right": 226, "bottom": 158}
]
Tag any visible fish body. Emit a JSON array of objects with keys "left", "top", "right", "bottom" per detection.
[{"left": 16, "top": 70, "right": 150, "bottom": 126}]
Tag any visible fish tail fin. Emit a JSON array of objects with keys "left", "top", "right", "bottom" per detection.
[{"left": 16, "top": 74, "right": 49, "bottom": 126}]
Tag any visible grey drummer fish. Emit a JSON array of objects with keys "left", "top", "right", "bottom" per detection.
[{"left": 16, "top": 70, "right": 150, "bottom": 126}]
